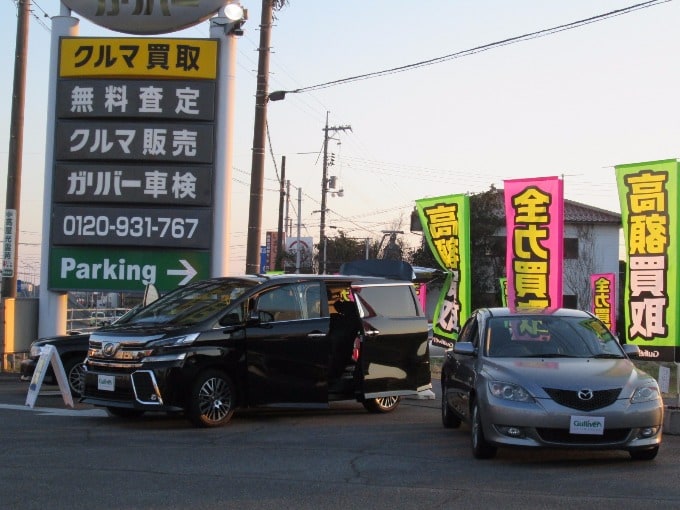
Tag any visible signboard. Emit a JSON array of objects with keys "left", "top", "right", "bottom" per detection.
[
  {"left": 285, "top": 237, "right": 314, "bottom": 271},
  {"left": 265, "top": 231, "right": 284, "bottom": 272},
  {"left": 59, "top": 38, "right": 219, "bottom": 78},
  {"left": 61, "top": 1, "right": 229, "bottom": 35},
  {"left": 57, "top": 79, "right": 217, "bottom": 120},
  {"left": 51, "top": 205, "right": 212, "bottom": 249},
  {"left": 55, "top": 120, "right": 214, "bottom": 163},
  {"left": 48, "top": 36, "right": 217, "bottom": 292},
  {"left": 53, "top": 162, "right": 213, "bottom": 206},
  {"left": 25, "top": 344, "right": 74, "bottom": 409},
  {"left": 2, "top": 209, "right": 16, "bottom": 277},
  {"left": 49, "top": 246, "right": 210, "bottom": 292}
]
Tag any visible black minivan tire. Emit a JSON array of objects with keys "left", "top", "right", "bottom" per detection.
[
  {"left": 187, "top": 370, "right": 236, "bottom": 428},
  {"left": 362, "top": 396, "right": 401, "bottom": 413},
  {"left": 62, "top": 356, "right": 86, "bottom": 398},
  {"left": 471, "top": 401, "right": 497, "bottom": 459}
]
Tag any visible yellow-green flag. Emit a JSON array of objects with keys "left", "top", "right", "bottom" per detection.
[
  {"left": 615, "top": 159, "right": 679, "bottom": 362},
  {"left": 415, "top": 194, "right": 471, "bottom": 342}
]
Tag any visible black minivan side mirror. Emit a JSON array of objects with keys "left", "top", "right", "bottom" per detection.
[
  {"left": 247, "top": 310, "right": 275, "bottom": 325},
  {"left": 220, "top": 313, "right": 242, "bottom": 327}
]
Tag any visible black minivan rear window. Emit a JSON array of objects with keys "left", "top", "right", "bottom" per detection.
[{"left": 353, "top": 284, "right": 420, "bottom": 318}]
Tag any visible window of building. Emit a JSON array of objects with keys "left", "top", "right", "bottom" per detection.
[{"left": 564, "top": 238, "right": 579, "bottom": 259}]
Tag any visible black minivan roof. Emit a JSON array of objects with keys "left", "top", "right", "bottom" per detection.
[{"left": 250, "top": 273, "right": 412, "bottom": 286}]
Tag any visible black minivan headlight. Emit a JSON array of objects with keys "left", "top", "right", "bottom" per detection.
[{"left": 149, "top": 333, "right": 200, "bottom": 348}]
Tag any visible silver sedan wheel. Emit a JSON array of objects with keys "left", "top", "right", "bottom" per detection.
[{"left": 471, "top": 401, "right": 497, "bottom": 459}]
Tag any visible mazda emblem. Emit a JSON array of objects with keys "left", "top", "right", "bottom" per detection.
[
  {"left": 577, "top": 389, "right": 594, "bottom": 401},
  {"left": 102, "top": 342, "right": 117, "bottom": 357}
]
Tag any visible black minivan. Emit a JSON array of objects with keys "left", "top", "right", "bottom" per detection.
[{"left": 81, "top": 273, "right": 431, "bottom": 427}]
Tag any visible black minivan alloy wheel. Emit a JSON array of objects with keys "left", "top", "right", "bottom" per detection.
[
  {"left": 471, "top": 401, "right": 497, "bottom": 459},
  {"left": 362, "top": 395, "right": 401, "bottom": 413},
  {"left": 188, "top": 369, "right": 236, "bottom": 428}
]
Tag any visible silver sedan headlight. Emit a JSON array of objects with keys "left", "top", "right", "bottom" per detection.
[
  {"left": 488, "top": 381, "right": 534, "bottom": 403},
  {"left": 630, "top": 384, "right": 660, "bottom": 403}
]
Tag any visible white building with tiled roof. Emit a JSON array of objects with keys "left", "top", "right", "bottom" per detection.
[{"left": 561, "top": 199, "right": 621, "bottom": 310}]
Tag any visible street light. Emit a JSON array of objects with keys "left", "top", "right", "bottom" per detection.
[{"left": 214, "top": 2, "right": 247, "bottom": 35}]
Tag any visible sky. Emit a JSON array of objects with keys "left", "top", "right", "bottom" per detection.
[{"left": 1, "top": 0, "right": 679, "bottom": 286}]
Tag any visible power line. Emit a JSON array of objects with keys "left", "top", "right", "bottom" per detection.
[
  {"left": 272, "top": 0, "right": 672, "bottom": 96},
  {"left": 9, "top": 0, "right": 51, "bottom": 32}
]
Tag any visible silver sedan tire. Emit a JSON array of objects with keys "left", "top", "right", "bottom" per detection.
[{"left": 471, "top": 401, "right": 497, "bottom": 459}]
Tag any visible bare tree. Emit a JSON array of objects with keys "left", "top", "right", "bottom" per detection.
[{"left": 563, "top": 224, "right": 597, "bottom": 310}]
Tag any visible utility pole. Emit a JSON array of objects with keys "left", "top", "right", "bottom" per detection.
[
  {"left": 245, "top": 0, "right": 273, "bottom": 274},
  {"left": 295, "top": 187, "right": 302, "bottom": 273},
  {"left": 2, "top": 0, "right": 29, "bottom": 300},
  {"left": 275, "top": 155, "right": 286, "bottom": 270},
  {"left": 320, "top": 112, "right": 351, "bottom": 274},
  {"left": 1, "top": 0, "right": 29, "bottom": 368},
  {"left": 285, "top": 180, "right": 291, "bottom": 237}
]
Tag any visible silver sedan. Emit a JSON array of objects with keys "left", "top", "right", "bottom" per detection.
[{"left": 441, "top": 307, "right": 663, "bottom": 460}]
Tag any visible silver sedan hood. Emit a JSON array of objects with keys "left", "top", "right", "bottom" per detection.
[{"left": 481, "top": 357, "right": 654, "bottom": 399}]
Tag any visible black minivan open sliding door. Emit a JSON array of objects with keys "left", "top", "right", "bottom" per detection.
[{"left": 353, "top": 283, "right": 430, "bottom": 398}]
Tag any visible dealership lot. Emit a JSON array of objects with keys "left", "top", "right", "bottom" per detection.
[{"left": 1, "top": 373, "right": 679, "bottom": 509}]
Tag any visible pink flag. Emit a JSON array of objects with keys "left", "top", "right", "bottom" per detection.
[{"left": 504, "top": 177, "right": 564, "bottom": 310}]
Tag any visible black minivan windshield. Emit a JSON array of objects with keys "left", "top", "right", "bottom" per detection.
[{"left": 126, "top": 279, "right": 258, "bottom": 326}]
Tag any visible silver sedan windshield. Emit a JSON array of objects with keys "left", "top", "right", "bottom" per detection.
[{"left": 485, "top": 316, "right": 624, "bottom": 359}]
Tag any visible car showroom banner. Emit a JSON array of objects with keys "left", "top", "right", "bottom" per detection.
[
  {"left": 590, "top": 273, "right": 616, "bottom": 335},
  {"left": 615, "top": 159, "right": 679, "bottom": 362},
  {"left": 415, "top": 194, "right": 471, "bottom": 344},
  {"left": 503, "top": 177, "right": 564, "bottom": 310}
]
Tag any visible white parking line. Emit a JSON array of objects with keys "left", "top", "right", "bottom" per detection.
[{"left": 0, "top": 403, "right": 106, "bottom": 417}]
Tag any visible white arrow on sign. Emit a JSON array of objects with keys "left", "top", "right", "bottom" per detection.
[{"left": 167, "top": 259, "right": 198, "bottom": 286}]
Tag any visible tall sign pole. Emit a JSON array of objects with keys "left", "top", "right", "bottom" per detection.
[
  {"left": 210, "top": 7, "right": 242, "bottom": 277},
  {"left": 38, "top": 6, "right": 79, "bottom": 339}
]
